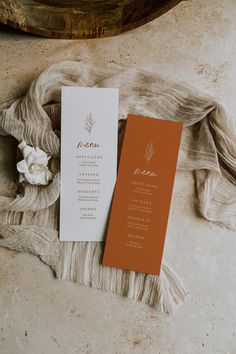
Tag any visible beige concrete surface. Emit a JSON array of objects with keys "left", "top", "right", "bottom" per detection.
[{"left": 0, "top": 1, "right": 236, "bottom": 353}]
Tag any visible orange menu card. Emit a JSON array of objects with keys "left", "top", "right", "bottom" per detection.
[{"left": 102, "top": 115, "right": 183, "bottom": 275}]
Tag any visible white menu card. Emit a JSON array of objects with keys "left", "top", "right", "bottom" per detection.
[{"left": 60, "top": 87, "right": 119, "bottom": 241}]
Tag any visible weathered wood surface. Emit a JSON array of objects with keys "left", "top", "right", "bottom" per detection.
[{"left": 0, "top": 0, "right": 181, "bottom": 39}]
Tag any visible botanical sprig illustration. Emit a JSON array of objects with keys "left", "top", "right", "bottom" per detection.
[
  {"left": 83, "top": 112, "right": 96, "bottom": 135},
  {"left": 143, "top": 142, "right": 156, "bottom": 163}
]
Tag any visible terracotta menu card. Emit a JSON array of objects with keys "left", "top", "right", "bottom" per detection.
[
  {"left": 60, "top": 87, "right": 119, "bottom": 241},
  {"left": 102, "top": 115, "right": 183, "bottom": 275}
]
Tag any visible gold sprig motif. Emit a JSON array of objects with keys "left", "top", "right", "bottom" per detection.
[
  {"left": 143, "top": 142, "right": 156, "bottom": 163},
  {"left": 83, "top": 112, "right": 96, "bottom": 135}
]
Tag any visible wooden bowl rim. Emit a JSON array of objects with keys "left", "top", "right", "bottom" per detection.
[{"left": 0, "top": 0, "right": 182, "bottom": 39}]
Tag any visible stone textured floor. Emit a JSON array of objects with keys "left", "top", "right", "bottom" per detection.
[{"left": 1, "top": 1, "right": 236, "bottom": 353}]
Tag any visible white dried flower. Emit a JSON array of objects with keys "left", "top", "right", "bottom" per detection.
[{"left": 16, "top": 140, "right": 53, "bottom": 185}]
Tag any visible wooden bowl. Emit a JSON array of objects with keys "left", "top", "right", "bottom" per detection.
[{"left": 0, "top": 0, "right": 181, "bottom": 39}]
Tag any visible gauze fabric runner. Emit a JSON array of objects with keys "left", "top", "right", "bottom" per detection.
[{"left": 0, "top": 61, "right": 235, "bottom": 313}]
